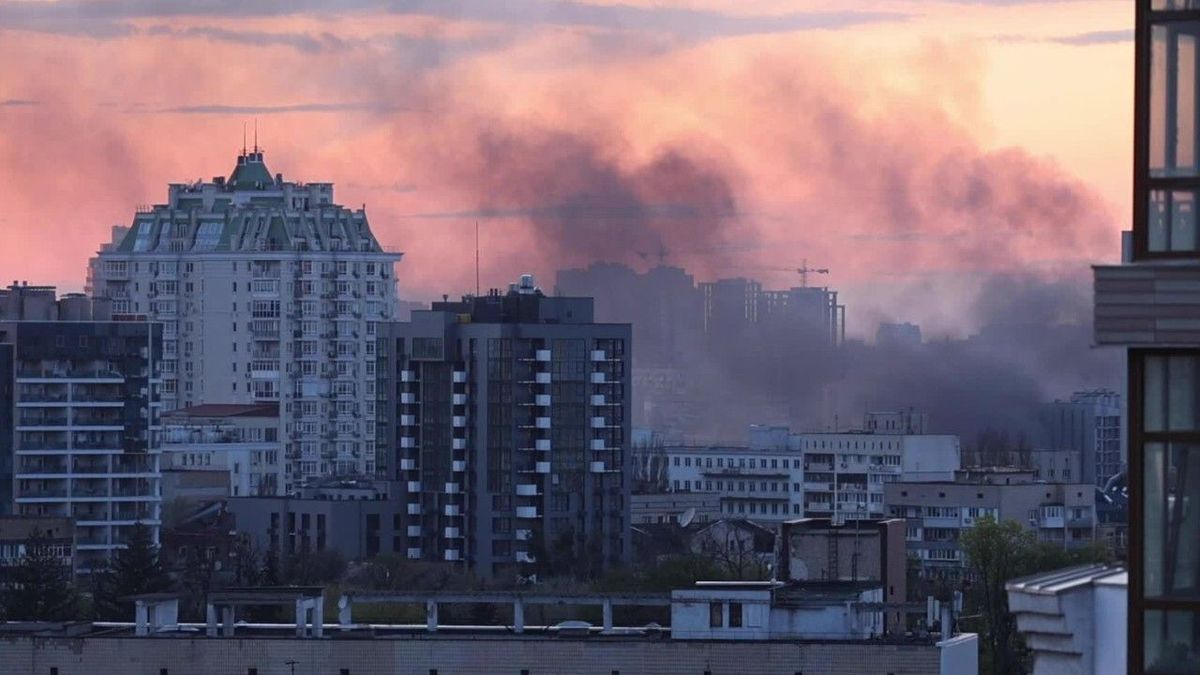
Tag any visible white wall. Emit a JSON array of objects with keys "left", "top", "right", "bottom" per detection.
[
  {"left": 938, "top": 634, "right": 980, "bottom": 675},
  {"left": 900, "top": 435, "right": 960, "bottom": 481}
]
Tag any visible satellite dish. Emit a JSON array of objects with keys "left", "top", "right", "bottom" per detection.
[{"left": 678, "top": 507, "right": 697, "bottom": 528}]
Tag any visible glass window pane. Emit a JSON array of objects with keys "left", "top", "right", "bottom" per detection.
[
  {"left": 1145, "top": 610, "right": 1200, "bottom": 674},
  {"left": 1145, "top": 442, "right": 1200, "bottom": 599},
  {"left": 1150, "top": 190, "right": 1200, "bottom": 251},
  {"left": 1150, "top": 22, "right": 1200, "bottom": 178},
  {"left": 1144, "top": 355, "right": 1200, "bottom": 430},
  {"left": 1154, "top": 1, "right": 1200, "bottom": 10}
]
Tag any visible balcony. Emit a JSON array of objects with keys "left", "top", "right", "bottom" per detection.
[
  {"left": 535, "top": 349, "right": 551, "bottom": 362},
  {"left": 407, "top": 526, "right": 421, "bottom": 537},
  {"left": 452, "top": 416, "right": 467, "bottom": 428},
  {"left": 590, "top": 350, "right": 606, "bottom": 361},
  {"left": 452, "top": 371, "right": 467, "bottom": 384},
  {"left": 590, "top": 439, "right": 609, "bottom": 451},
  {"left": 452, "top": 460, "right": 467, "bottom": 472},
  {"left": 406, "top": 503, "right": 421, "bottom": 515},
  {"left": 516, "top": 483, "right": 540, "bottom": 496},
  {"left": 444, "top": 483, "right": 461, "bottom": 494},
  {"left": 400, "top": 415, "right": 416, "bottom": 426},
  {"left": 516, "top": 506, "right": 540, "bottom": 519},
  {"left": 400, "top": 393, "right": 417, "bottom": 404},
  {"left": 590, "top": 372, "right": 606, "bottom": 384},
  {"left": 407, "top": 548, "right": 422, "bottom": 560},
  {"left": 400, "top": 370, "right": 416, "bottom": 383},
  {"left": 515, "top": 551, "right": 536, "bottom": 563},
  {"left": 589, "top": 394, "right": 606, "bottom": 406},
  {"left": 444, "top": 527, "right": 462, "bottom": 538},
  {"left": 400, "top": 437, "right": 415, "bottom": 449},
  {"left": 534, "top": 417, "right": 550, "bottom": 429},
  {"left": 443, "top": 549, "right": 461, "bottom": 562},
  {"left": 452, "top": 438, "right": 467, "bottom": 450},
  {"left": 515, "top": 529, "right": 533, "bottom": 541},
  {"left": 407, "top": 481, "right": 422, "bottom": 492},
  {"left": 400, "top": 459, "right": 417, "bottom": 470},
  {"left": 443, "top": 505, "right": 461, "bottom": 516},
  {"left": 806, "top": 502, "right": 834, "bottom": 512}
]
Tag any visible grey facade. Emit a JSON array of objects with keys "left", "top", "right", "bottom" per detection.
[
  {"left": 1038, "top": 390, "right": 1123, "bottom": 487},
  {"left": 378, "top": 276, "right": 632, "bottom": 577},
  {"left": 228, "top": 483, "right": 402, "bottom": 560},
  {"left": 0, "top": 286, "right": 161, "bottom": 571}
]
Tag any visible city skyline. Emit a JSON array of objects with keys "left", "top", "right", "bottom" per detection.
[{"left": 0, "top": 0, "right": 1133, "bottom": 337}]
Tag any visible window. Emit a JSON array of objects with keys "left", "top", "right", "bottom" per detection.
[
  {"left": 728, "top": 602, "right": 743, "bottom": 628},
  {"left": 709, "top": 602, "right": 722, "bottom": 628}
]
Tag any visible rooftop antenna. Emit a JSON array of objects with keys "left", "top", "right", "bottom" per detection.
[
  {"left": 475, "top": 220, "right": 481, "bottom": 297},
  {"left": 253, "top": 118, "right": 259, "bottom": 153},
  {"left": 242, "top": 122, "right": 247, "bottom": 155}
]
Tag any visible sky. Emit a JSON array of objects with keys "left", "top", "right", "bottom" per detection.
[{"left": 0, "top": 0, "right": 1134, "bottom": 338}]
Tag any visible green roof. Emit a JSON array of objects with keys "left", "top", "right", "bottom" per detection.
[{"left": 228, "top": 151, "right": 274, "bottom": 190}]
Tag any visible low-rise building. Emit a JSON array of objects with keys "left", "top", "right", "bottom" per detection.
[
  {"left": 160, "top": 403, "right": 284, "bottom": 498},
  {"left": 228, "top": 478, "right": 403, "bottom": 561},
  {"left": 885, "top": 471, "right": 1097, "bottom": 578},
  {"left": 631, "top": 491, "right": 720, "bottom": 526},
  {"left": 0, "top": 515, "right": 76, "bottom": 579},
  {"left": 665, "top": 418, "right": 960, "bottom": 523}
]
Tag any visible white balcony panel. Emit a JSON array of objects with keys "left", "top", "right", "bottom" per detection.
[
  {"left": 516, "top": 506, "right": 540, "bottom": 519},
  {"left": 535, "top": 439, "right": 551, "bottom": 452},
  {"left": 535, "top": 417, "right": 551, "bottom": 429},
  {"left": 516, "top": 483, "right": 539, "bottom": 496},
  {"left": 407, "top": 481, "right": 421, "bottom": 492},
  {"left": 400, "top": 459, "right": 417, "bottom": 470},
  {"left": 452, "top": 416, "right": 467, "bottom": 427},
  {"left": 515, "top": 551, "right": 536, "bottom": 563},
  {"left": 590, "top": 395, "right": 605, "bottom": 406},
  {"left": 535, "top": 461, "right": 550, "bottom": 474},
  {"left": 534, "top": 394, "right": 551, "bottom": 407},
  {"left": 590, "top": 439, "right": 607, "bottom": 451},
  {"left": 407, "top": 525, "right": 422, "bottom": 537},
  {"left": 535, "top": 372, "right": 551, "bottom": 384},
  {"left": 400, "top": 393, "right": 417, "bottom": 404},
  {"left": 590, "top": 416, "right": 606, "bottom": 428},
  {"left": 590, "top": 372, "right": 606, "bottom": 384},
  {"left": 590, "top": 461, "right": 607, "bottom": 473},
  {"left": 452, "top": 371, "right": 467, "bottom": 383},
  {"left": 443, "top": 504, "right": 461, "bottom": 516},
  {"left": 451, "top": 460, "right": 467, "bottom": 472},
  {"left": 590, "top": 350, "right": 606, "bottom": 361},
  {"left": 444, "top": 482, "right": 461, "bottom": 494},
  {"left": 444, "top": 527, "right": 461, "bottom": 538},
  {"left": 400, "top": 415, "right": 416, "bottom": 426},
  {"left": 407, "top": 547, "right": 422, "bottom": 559},
  {"left": 452, "top": 438, "right": 467, "bottom": 450},
  {"left": 400, "top": 437, "right": 416, "bottom": 449},
  {"left": 406, "top": 503, "right": 421, "bottom": 515},
  {"left": 515, "top": 529, "right": 533, "bottom": 541},
  {"left": 400, "top": 370, "right": 415, "bottom": 382},
  {"left": 452, "top": 393, "right": 468, "bottom": 406},
  {"left": 444, "top": 549, "right": 461, "bottom": 561},
  {"left": 535, "top": 349, "right": 551, "bottom": 362}
]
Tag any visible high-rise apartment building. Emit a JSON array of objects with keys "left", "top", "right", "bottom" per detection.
[
  {"left": 88, "top": 149, "right": 400, "bottom": 489},
  {"left": 1038, "top": 390, "right": 1123, "bottom": 487},
  {"left": 0, "top": 283, "right": 161, "bottom": 572},
  {"left": 378, "top": 276, "right": 631, "bottom": 577},
  {"left": 1092, "top": 3, "right": 1200, "bottom": 670}
]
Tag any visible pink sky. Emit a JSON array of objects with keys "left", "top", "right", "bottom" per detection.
[{"left": 0, "top": 1, "right": 1134, "bottom": 336}]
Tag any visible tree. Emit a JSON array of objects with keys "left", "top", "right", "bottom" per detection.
[
  {"left": 960, "top": 516, "right": 1109, "bottom": 675},
  {"left": 3, "top": 529, "right": 77, "bottom": 621},
  {"left": 95, "top": 522, "right": 172, "bottom": 619}
]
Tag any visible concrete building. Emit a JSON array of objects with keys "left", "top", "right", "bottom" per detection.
[
  {"left": 377, "top": 276, "right": 631, "bottom": 576},
  {"left": 780, "top": 518, "right": 907, "bottom": 632},
  {"left": 87, "top": 148, "right": 401, "bottom": 487},
  {"left": 0, "top": 286, "right": 161, "bottom": 571},
  {"left": 1038, "top": 389, "right": 1123, "bottom": 487},
  {"left": 884, "top": 471, "right": 1097, "bottom": 578},
  {"left": 631, "top": 491, "right": 720, "bottom": 526},
  {"left": 161, "top": 403, "right": 283, "bottom": 497},
  {"left": 1007, "top": 564, "right": 1128, "bottom": 675},
  {"left": 664, "top": 420, "right": 960, "bottom": 523},
  {"left": 228, "top": 478, "right": 401, "bottom": 560},
  {"left": 700, "top": 277, "right": 844, "bottom": 347},
  {"left": 1030, "top": 448, "right": 1084, "bottom": 483},
  {"left": 0, "top": 514, "right": 76, "bottom": 579},
  {"left": 876, "top": 321, "right": 922, "bottom": 348}
]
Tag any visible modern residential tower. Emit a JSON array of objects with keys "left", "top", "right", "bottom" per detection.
[
  {"left": 378, "top": 276, "right": 632, "bottom": 577},
  {"left": 88, "top": 148, "right": 401, "bottom": 489}
]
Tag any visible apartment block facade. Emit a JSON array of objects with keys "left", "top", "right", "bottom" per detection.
[
  {"left": 88, "top": 149, "right": 400, "bottom": 488},
  {"left": 160, "top": 403, "right": 284, "bottom": 497},
  {"left": 884, "top": 472, "right": 1097, "bottom": 577},
  {"left": 378, "top": 276, "right": 631, "bottom": 576},
  {"left": 0, "top": 285, "right": 161, "bottom": 571},
  {"left": 1038, "top": 389, "right": 1123, "bottom": 487},
  {"left": 664, "top": 421, "right": 960, "bottom": 524}
]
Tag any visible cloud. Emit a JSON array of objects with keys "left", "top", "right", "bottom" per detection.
[
  {"left": 153, "top": 102, "right": 415, "bottom": 115},
  {"left": 1047, "top": 29, "right": 1134, "bottom": 46},
  {"left": 0, "top": 99, "right": 40, "bottom": 107},
  {"left": 143, "top": 25, "right": 355, "bottom": 53},
  {"left": 0, "top": 0, "right": 906, "bottom": 42}
]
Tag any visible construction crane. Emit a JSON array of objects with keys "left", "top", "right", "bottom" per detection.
[{"left": 795, "top": 259, "right": 829, "bottom": 288}]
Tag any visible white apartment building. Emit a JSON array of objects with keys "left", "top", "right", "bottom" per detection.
[
  {"left": 160, "top": 403, "right": 284, "bottom": 497},
  {"left": 665, "top": 418, "right": 960, "bottom": 523},
  {"left": 89, "top": 149, "right": 400, "bottom": 489}
]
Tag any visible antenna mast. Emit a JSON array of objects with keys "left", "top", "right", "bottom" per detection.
[
  {"left": 242, "top": 122, "right": 247, "bottom": 155},
  {"left": 475, "top": 221, "right": 481, "bottom": 297},
  {"left": 253, "top": 118, "right": 258, "bottom": 152}
]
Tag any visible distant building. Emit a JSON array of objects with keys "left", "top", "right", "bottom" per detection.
[
  {"left": 87, "top": 148, "right": 402, "bottom": 486},
  {"left": 1030, "top": 448, "right": 1084, "bottom": 483},
  {"left": 0, "top": 515, "right": 76, "bottom": 579},
  {"left": 665, "top": 417, "right": 960, "bottom": 523},
  {"left": 1038, "top": 390, "right": 1122, "bottom": 487},
  {"left": 161, "top": 403, "right": 283, "bottom": 497},
  {"left": 0, "top": 285, "right": 161, "bottom": 572},
  {"left": 689, "top": 519, "right": 776, "bottom": 578},
  {"left": 781, "top": 517, "right": 907, "bottom": 633},
  {"left": 885, "top": 470, "right": 1097, "bottom": 578},
  {"left": 876, "top": 322, "right": 922, "bottom": 348},
  {"left": 631, "top": 491, "right": 720, "bottom": 526},
  {"left": 700, "top": 277, "right": 843, "bottom": 346},
  {"left": 228, "top": 478, "right": 400, "bottom": 561},
  {"left": 377, "top": 276, "right": 631, "bottom": 576}
]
